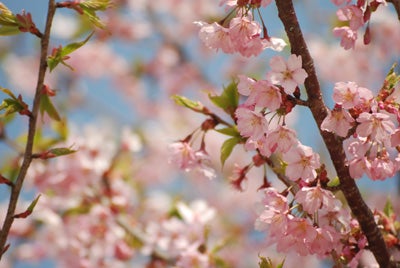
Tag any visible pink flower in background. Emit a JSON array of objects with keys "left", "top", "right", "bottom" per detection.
[
  {"left": 333, "top": 26, "right": 357, "bottom": 50},
  {"left": 336, "top": 5, "right": 364, "bottom": 30},
  {"left": 321, "top": 108, "right": 355, "bottom": 137},
  {"left": 195, "top": 21, "right": 235, "bottom": 53},
  {"left": 168, "top": 141, "right": 197, "bottom": 171},
  {"left": 283, "top": 143, "right": 320, "bottom": 182},
  {"left": 267, "top": 54, "right": 308, "bottom": 94}
]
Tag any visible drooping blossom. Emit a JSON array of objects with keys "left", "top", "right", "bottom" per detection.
[
  {"left": 260, "top": 125, "right": 298, "bottom": 156},
  {"left": 195, "top": 21, "right": 235, "bottom": 54},
  {"left": 267, "top": 54, "right": 308, "bottom": 94}
]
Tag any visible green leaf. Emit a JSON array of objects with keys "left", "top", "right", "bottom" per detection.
[
  {"left": 277, "top": 258, "right": 285, "bottom": 268},
  {"left": 172, "top": 95, "right": 203, "bottom": 111},
  {"left": 0, "top": 98, "right": 24, "bottom": 116},
  {"left": 39, "top": 94, "right": 61, "bottom": 121},
  {"left": 215, "top": 127, "right": 240, "bottom": 137},
  {"left": 209, "top": 81, "right": 239, "bottom": 116},
  {"left": 14, "top": 194, "right": 41, "bottom": 218},
  {"left": 80, "top": 7, "right": 105, "bottom": 28},
  {"left": 27, "top": 194, "right": 41, "bottom": 213},
  {"left": 0, "top": 87, "right": 17, "bottom": 99},
  {"left": 48, "top": 147, "right": 76, "bottom": 157},
  {"left": 47, "top": 32, "right": 94, "bottom": 72},
  {"left": 384, "top": 198, "right": 394, "bottom": 218},
  {"left": 0, "top": 25, "right": 20, "bottom": 35},
  {"left": 61, "top": 31, "right": 94, "bottom": 57},
  {"left": 220, "top": 136, "right": 241, "bottom": 167},
  {"left": 327, "top": 176, "right": 340, "bottom": 187}
]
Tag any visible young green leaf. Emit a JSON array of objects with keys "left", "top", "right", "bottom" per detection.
[
  {"left": 172, "top": 95, "right": 204, "bottom": 111},
  {"left": 220, "top": 136, "right": 241, "bottom": 167},
  {"left": 209, "top": 81, "right": 239, "bottom": 117},
  {"left": 14, "top": 194, "right": 41, "bottom": 219},
  {"left": 47, "top": 32, "right": 94, "bottom": 72},
  {"left": 0, "top": 25, "right": 20, "bottom": 35},
  {"left": 383, "top": 198, "right": 394, "bottom": 218},
  {"left": 215, "top": 126, "right": 240, "bottom": 137},
  {"left": 39, "top": 94, "right": 61, "bottom": 121}
]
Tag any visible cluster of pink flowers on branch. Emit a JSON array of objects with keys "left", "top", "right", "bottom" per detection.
[
  {"left": 332, "top": 0, "right": 388, "bottom": 49},
  {"left": 195, "top": 0, "right": 286, "bottom": 57},
  {"left": 168, "top": 0, "right": 400, "bottom": 266}
]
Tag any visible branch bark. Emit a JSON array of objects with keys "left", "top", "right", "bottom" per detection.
[
  {"left": 274, "top": 0, "right": 391, "bottom": 267},
  {"left": 0, "top": 0, "right": 56, "bottom": 258}
]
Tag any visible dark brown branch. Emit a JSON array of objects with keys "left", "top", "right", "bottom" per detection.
[
  {"left": 274, "top": 0, "right": 391, "bottom": 267},
  {"left": 0, "top": 0, "right": 56, "bottom": 259}
]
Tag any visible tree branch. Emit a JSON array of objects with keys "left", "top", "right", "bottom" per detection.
[
  {"left": 274, "top": 0, "right": 391, "bottom": 266},
  {"left": 0, "top": 0, "right": 56, "bottom": 258}
]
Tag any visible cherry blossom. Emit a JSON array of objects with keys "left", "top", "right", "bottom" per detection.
[
  {"left": 321, "top": 107, "right": 355, "bottom": 137},
  {"left": 295, "top": 184, "right": 338, "bottom": 214},
  {"left": 333, "top": 26, "right": 357, "bottom": 50},
  {"left": 356, "top": 112, "right": 396, "bottom": 144},
  {"left": 267, "top": 54, "right": 308, "bottom": 94},
  {"left": 236, "top": 106, "right": 268, "bottom": 140},
  {"left": 283, "top": 143, "right": 321, "bottom": 182}
]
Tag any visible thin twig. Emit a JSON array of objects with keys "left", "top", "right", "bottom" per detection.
[
  {"left": 274, "top": 0, "right": 391, "bottom": 266},
  {"left": 0, "top": 0, "right": 56, "bottom": 259}
]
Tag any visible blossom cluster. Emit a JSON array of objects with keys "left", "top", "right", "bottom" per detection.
[
  {"left": 322, "top": 81, "right": 400, "bottom": 180},
  {"left": 195, "top": 1, "right": 286, "bottom": 57},
  {"left": 332, "top": 0, "right": 387, "bottom": 49}
]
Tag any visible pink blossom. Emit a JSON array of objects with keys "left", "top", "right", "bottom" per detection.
[
  {"left": 321, "top": 108, "right": 355, "bottom": 137},
  {"left": 237, "top": 74, "right": 257, "bottom": 96},
  {"left": 262, "top": 36, "right": 287, "bottom": 51},
  {"left": 356, "top": 112, "right": 396, "bottom": 143},
  {"left": 308, "top": 226, "right": 342, "bottom": 257},
  {"left": 168, "top": 141, "right": 197, "bottom": 170},
  {"left": 332, "top": 81, "right": 373, "bottom": 109},
  {"left": 369, "top": 157, "right": 396, "bottom": 181},
  {"left": 267, "top": 54, "right": 308, "bottom": 94},
  {"left": 391, "top": 129, "right": 400, "bottom": 147},
  {"left": 336, "top": 5, "right": 364, "bottom": 30},
  {"left": 195, "top": 21, "right": 235, "bottom": 54},
  {"left": 245, "top": 80, "right": 282, "bottom": 111},
  {"left": 176, "top": 244, "right": 210, "bottom": 268},
  {"left": 333, "top": 26, "right": 357, "bottom": 50},
  {"left": 283, "top": 143, "right": 321, "bottom": 182},
  {"left": 276, "top": 218, "right": 316, "bottom": 256},
  {"left": 261, "top": 125, "right": 298, "bottom": 156},
  {"left": 349, "top": 157, "right": 371, "bottom": 179},
  {"left": 236, "top": 106, "right": 268, "bottom": 139},
  {"left": 295, "top": 185, "right": 338, "bottom": 214}
]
